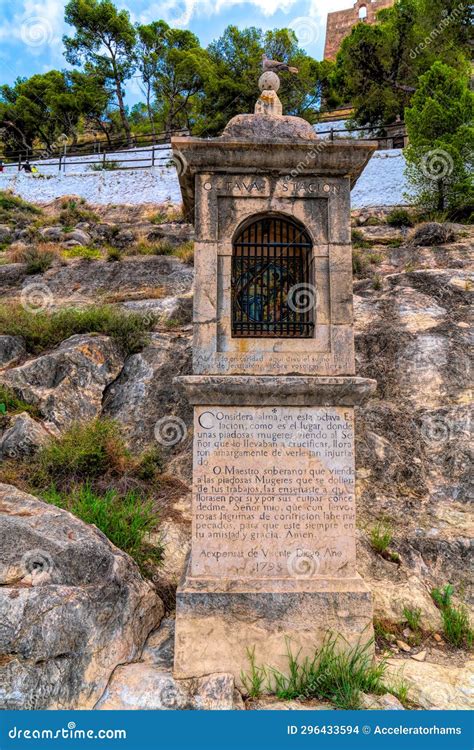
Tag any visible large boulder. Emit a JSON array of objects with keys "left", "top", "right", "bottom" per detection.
[
  {"left": 39, "top": 226, "right": 64, "bottom": 242},
  {"left": 0, "top": 335, "right": 25, "bottom": 368},
  {"left": 147, "top": 223, "right": 193, "bottom": 246},
  {"left": 0, "top": 484, "right": 164, "bottom": 709},
  {"left": 387, "top": 659, "right": 474, "bottom": 710},
  {"left": 355, "top": 261, "right": 474, "bottom": 611},
  {"left": 96, "top": 664, "right": 239, "bottom": 710},
  {"left": 0, "top": 335, "right": 123, "bottom": 429},
  {"left": 63, "top": 229, "right": 92, "bottom": 246},
  {"left": 409, "top": 222, "right": 456, "bottom": 247},
  {"left": 0, "top": 412, "right": 53, "bottom": 460},
  {"left": 0, "top": 225, "right": 13, "bottom": 243},
  {"left": 95, "top": 618, "right": 242, "bottom": 710},
  {"left": 9, "top": 255, "right": 194, "bottom": 307},
  {"left": 357, "top": 225, "right": 406, "bottom": 244},
  {"left": 102, "top": 332, "right": 192, "bottom": 454},
  {"left": 0, "top": 264, "right": 27, "bottom": 295}
]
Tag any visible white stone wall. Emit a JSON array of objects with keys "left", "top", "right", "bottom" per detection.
[{"left": 0, "top": 149, "right": 408, "bottom": 208}]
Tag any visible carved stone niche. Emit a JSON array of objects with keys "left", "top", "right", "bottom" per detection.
[{"left": 173, "top": 114, "right": 376, "bottom": 376}]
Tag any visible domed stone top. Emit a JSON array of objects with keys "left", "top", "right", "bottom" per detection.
[
  {"left": 220, "top": 113, "right": 319, "bottom": 143},
  {"left": 258, "top": 71, "right": 280, "bottom": 92}
]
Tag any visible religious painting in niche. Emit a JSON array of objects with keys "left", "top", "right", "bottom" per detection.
[{"left": 231, "top": 216, "right": 314, "bottom": 338}]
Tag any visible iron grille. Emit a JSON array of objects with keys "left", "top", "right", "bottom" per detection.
[{"left": 231, "top": 216, "right": 315, "bottom": 338}]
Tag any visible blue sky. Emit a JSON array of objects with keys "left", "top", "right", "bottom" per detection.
[{"left": 0, "top": 0, "right": 351, "bottom": 104}]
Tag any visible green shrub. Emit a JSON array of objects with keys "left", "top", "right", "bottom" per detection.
[
  {"left": 43, "top": 483, "right": 163, "bottom": 573},
  {"left": 154, "top": 239, "right": 176, "bottom": 256},
  {"left": 133, "top": 239, "right": 174, "bottom": 256},
  {"left": 134, "top": 447, "right": 165, "bottom": 481},
  {"left": 0, "top": 385, "right": 38, "bottom": 417},
  {"left": 241, "top": 647, "right": 266, "bottom": 698},
  {"left": 369, "top": 521, "right": 393, "bottom": 554},
  {"left": 372, "top": 274, "right": 382, "bottom": 291},
  {"left": 32, "top": 418, "right": 128, "bottom": 489},
  {"left": 351, "top": 229, "right": 371, "bottom": 249},
  {"left": 23, "top": 246, "right": 56, "bottom": 274},
  {"left": 432, "top": 585, "right": 473, "bottom": 649},
  {"left": 0, "top": 304, "right": 156, "bottom": 355},
  {"left": 150, "top": 211, "right": 168, "bottom": 225},
  {"left": 352, "top": 249, "right": 369, "bottom": 277},
  {"left": 173, "top": 241, "right": 194, "bottom": 265},
  {"left": 90, "top": 160, "right": 120, "bottom": 171},
  {"left": 242, "top": 635, "right": 403, "bottom": 710},
  {"left": 364, "top": 216, "right": 382, "bottom": 226},
  {"left": 62, "top": 245, "right": 101, "bottom": 260},
  {"left": 0, "top": 191, "right": 39, "bottom": 213},
  {"left": 59, "top": 199, "right": 98, "bottom": 227},
  {"left": 387, "top": 209, "right": 414, "bottom": 228},
  {"left": 150, "top": 208, "right": 183, "bottom": 225},
  {"left": 403, "top": 606, "right": 422, "bottom": 632},
  {"left": 106, "top": 246, "right": 123, "bottom": 262}
]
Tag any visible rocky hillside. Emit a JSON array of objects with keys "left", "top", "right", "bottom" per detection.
[{"left": 0, "top": 192, "right": 472, "bottom": 710}]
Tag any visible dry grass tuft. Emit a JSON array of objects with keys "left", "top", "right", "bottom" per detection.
[{"left": 173, "top": 241, "right": 194, "bottom": 265}]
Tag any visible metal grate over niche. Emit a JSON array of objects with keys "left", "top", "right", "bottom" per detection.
[{"left": 231, "top": 216, "right": 315, "bottom": 338}]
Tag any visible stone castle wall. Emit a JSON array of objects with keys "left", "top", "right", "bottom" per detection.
[{"left": 324, "top": 0, "right": 395, "bottom": 60}]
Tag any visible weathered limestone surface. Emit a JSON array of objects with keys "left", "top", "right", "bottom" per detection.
[
  {"left": 386, "top": 659, "right": 474, "bottom": 710},
  {"left": 174, "top": 585, "right": 373, "bottom": 684},
  {"left": 102, "top": 332, "right": 192, "bottom": 451},
  {"left": 95, "top": 617, "right": 243, "bottom": 710},
  {"left": 0, "top": 335, "right": 25, "bottom": 368},
  {"left": 0, "top": 335, "right": 123, "bottom": 429},
  {"left": 96, "top": 664, "right": 239, "bottom": 710},
  {"left": 0, "top": 412, "right": 53, "bottom": 460},
  {"left": 0, "top": 256, "right": 193, "bottom": 308},
  {"left": 176, "top": 376, "right": 376, "bottom": 406},
  {"left": 0, "top": 484, "right": 163, "bottom": 710}
]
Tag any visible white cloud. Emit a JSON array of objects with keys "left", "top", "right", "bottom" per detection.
[
  {"left": 131, "top": 0, "right": 353, "bottom": 27},
  {"left": 132, "top": 0, "right": 301, "bottom": 26},
  {"left": 0, "top": 0, "right": 65, "bottom": 64}
]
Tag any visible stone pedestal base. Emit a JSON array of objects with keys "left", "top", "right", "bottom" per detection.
[
  {"left": 173, "top": 375, "right": 375, "bottom": 685},
  {"left": 174, "top": 575, "right": 373, "bottom": 686}
]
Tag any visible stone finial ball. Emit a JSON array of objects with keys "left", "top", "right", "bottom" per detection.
[{"left": 258, "top": 71, "right": 280, "bottom": 92}]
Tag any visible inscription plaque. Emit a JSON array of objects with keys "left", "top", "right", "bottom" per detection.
[{"left": 192, "top": 406, "right": 356, "bottom": 579}]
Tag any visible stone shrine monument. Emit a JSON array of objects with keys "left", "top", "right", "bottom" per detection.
[{"left": 171, "top": 72, "right": 378, "bottom": 683}]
